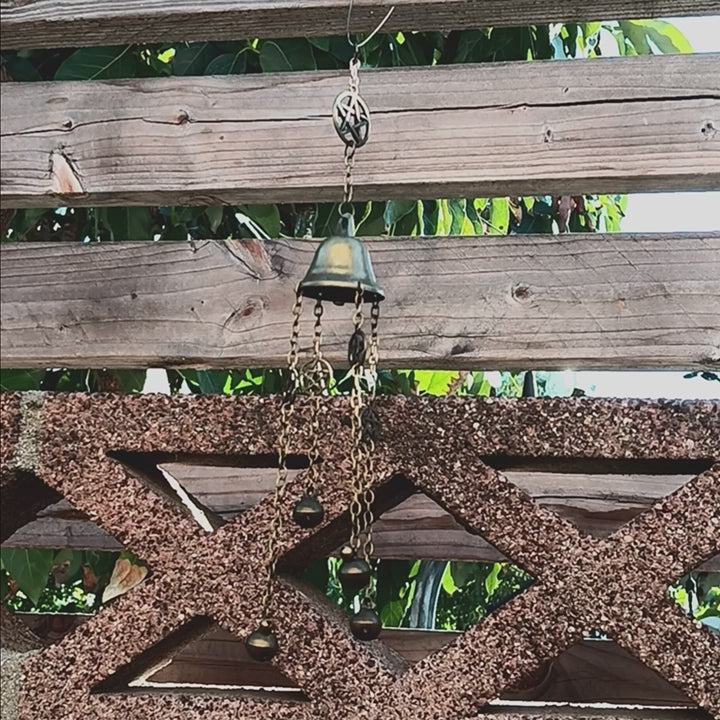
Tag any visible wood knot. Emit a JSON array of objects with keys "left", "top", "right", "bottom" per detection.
[
  {"left": 511, "top": 283, "right": 531, "bottom": 302},
  {"left": 222, "top": 297, "right": 264, "bottom": 333},
  {"left": 701, "top": 121, "right": 717, "bottom": 139}
]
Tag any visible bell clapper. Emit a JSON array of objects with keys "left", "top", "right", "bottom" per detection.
[
  {"left": 350, "top": 602, "right": 382, "bottom": 642},
  {"left": 339, "top": 544, "right": 372, "bottom": 591},
  {"left": 293, "top": 492, "right": 324, "bottom": 529},
  {"left": 246, "top": 618, "right": 279, "bottom": 662}
]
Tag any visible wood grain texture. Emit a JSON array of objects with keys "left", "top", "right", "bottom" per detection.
[
  {"left": 14, "top": 615, "right": 698, "bottom": 707},
  {"left": 2, "top": 233, "right": 719, "bottom": 370},
  {"left": 2, "top": 54, "right": 719, "bottom": 207},
  {"left": 6, "top": 465, "right": 718, "bottom": 570},
  {"left": 3, "top": 0, "right": 720, "bottom": 49}
]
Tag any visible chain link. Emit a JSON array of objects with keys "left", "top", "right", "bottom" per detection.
[
  {"left": 261, "top": 289, "right": 303, "bottom": 617},
  {"left": 306, "top": 300, "right": 326, "bottom": 495},
  {"left": 359, "top": 300, "right": 380, "bottom": 598},
  {"left": 348, "top": 286, "right": 366, "bottom": 552},
  {"left": 343, "top": 144, "right": 357, "bottom": 206},
  {"left": 340, "top": 55, "right": 361, "bottom": 208}
]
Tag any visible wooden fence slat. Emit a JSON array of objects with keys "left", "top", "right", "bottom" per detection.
[
  {"left": 14, "top": 615, "right": 697, "bottom": 707},
  {"left": 2, "top": 54, "right": 719, "bottom": 207},
  {"left": 2, "top": 233, "right": 719, "bottom": 370},
  {"left": 151, "top": 631, "right": 695, "bottom": 707},
  {"left": 3, "top": 0, "right": 720, "bottom": 50},
  {"left": 5, "top": 467, "right": 719, "bottom": 570}
]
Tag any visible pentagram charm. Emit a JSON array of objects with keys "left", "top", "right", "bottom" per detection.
[{"left": 333, "top": 90, "right": 371, "bottom": 148}]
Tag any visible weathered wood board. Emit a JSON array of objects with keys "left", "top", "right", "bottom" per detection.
[
  {"left": 2, "top": 0, "right": 720, "bottom": 49},
  {"left": 2, "top": 54, "right": 719, "bottom": 207},
  {"left": 2, "top": 234, "right": 719, "bottom": 370}
]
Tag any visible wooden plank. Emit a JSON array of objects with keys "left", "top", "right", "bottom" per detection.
[
  {"left": 2, "top": 233, "right": 719, "bottom": 370},
  {"left": 6, "top": 466, "right": 719, "bottom": 570},
  {"left": 15, "top": 615, "right": 695, "bottom": 707},
  {"left": 2, "top": 54, "right": 719, "bottom": 207},
  {"left": 153, "top": 631, "right": 695, "bottom": 707},
  {"left": 3, "top": 0, "right": 720, "bottom": 50}
]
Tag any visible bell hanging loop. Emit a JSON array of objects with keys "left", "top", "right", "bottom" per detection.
[{"left": 298, "top": 214, "right": 384, "bottom": 306}]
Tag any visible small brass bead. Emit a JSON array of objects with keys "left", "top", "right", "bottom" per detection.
[
  {"left": 350, "top": 607, "right": 381, "bottom": 641},
  {"left": 340, "top": 545, "right": 354, "bottom": 560},
  {"left": 293, "top": 494, "right": 324, "bottom": 528},
  {"left": 246, "top": 620, "right": 278, "bottom": 662},
  {"left": 339, "top": 555, "right": 371, "bottom": 591}
]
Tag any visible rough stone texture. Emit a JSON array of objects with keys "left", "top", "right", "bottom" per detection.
[
  {"left": 0, "top": 650, "right": 39, "bottom": 720},
  {"left": 0, "top": 393, "right": 718, "bottom": 720}
]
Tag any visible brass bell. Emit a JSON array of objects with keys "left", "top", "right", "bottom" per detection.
[
  {"left": 350, "top": 606, "right": 382, "bottom": 641},
  {"left": 338, "top": 545, "right": 371, "bottom": 591},
  {"left": 293, "top": 494, "right": 324, "bottom": 528},
  {"left": 246, "top": 619, "right": 278, "bottom": 662},
  {"left": 299, "top": 214, "right": 384, "bottom": 306}
]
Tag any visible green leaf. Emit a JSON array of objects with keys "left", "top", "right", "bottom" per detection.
[
  {"left": 55, "top": 46, "right": 137, "bottom": 80},
  {"left": 259, "top": 39, "right": 316, "bottom": 73},
  {"left": 173, "top": 42, "right": 216, "bottom": 76},
  {"left": 618, "top": 21, "right": 651, "bottom": 55},
  {"left": 8, "top": 208, "right": 52, "bottom": 240},
  {"left": 414, "top": 370, "right": 460, "bottom": 396},
  {"left": 447, "top": 199, "right": 472, "bottom": 236},
  {"left": 380, "top": 599, "right": 406, "bottom": 627},
  {"left": 1, "top": 549, "right": 54, "bottom": 605},
  {"left": 196, "top": 370, "right": 230, "bottom": 394},
  {"left": 243, "top": 204, "right": 281, "bottom": 237},
  {"left": 641, "top": 20, "right": 693, "bottom": 54},
  {"left": 0, "top": 369, "right": 45, "bottom": 391},
  {"left": 383, "top": 200, "right": 416, "bottom": 228},
  {"left": 484, "top": 563, "right": 502, "bottom": 599},
  {"left": 309, "top": 37, "right": 332, "bottom": 52},
  {"left": 99, "top": 207, "right": 153, "bottom": 241},
  {"left": 3, "top": 55, "right": 42, "bottom": 81},
  {"left": 449, "top": 561, "right": 478, "bottom": 587},
  {"left": 441, "top": 563, "right": 458, "bottom": 596},
  {"left": 489, "top": 198, "right": 510, "bottom": 235},
  {"left": 205, "top": 51, "right": 247, "bottom": 75},
  {"left": 420, "top": 200, "right": 439, "bottom": 235},
  {"left": 205, "top": 206, "right": 225, "bottom": 233},
  {"left": 52, "top": 549, "right": 83, "bottom": 584}
]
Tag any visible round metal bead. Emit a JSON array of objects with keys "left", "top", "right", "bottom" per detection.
[
  {"left": 340, "top": 545, "right": 354, "bottom": 561},
  {"left": 246, "top": 620, "right": 278, "bottom": 662},
  {"left": 292, "top": 494, "right": 324, "bottom": 528},
  {"left": 339, "top": 556, "right": 372, "bottom": 591},
  {"left": 350, "top": 607, "right": 382, "bottom": 641}
]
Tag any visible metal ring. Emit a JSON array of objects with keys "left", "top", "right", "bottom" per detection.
[{"left": 333, "top": 90, "right": 370, "bottom": 148}]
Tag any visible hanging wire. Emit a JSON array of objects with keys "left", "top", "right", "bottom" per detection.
[{"left": 346, "top": 0, "right": 396, "bottom": 53}]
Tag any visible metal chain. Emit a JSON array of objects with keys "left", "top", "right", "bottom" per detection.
[
  {"left": 348, "top": 286, "right": 366, "bottom": 553},
  {"left": 261, "top": 289, "right": 303, "bottom": 617},
  {"left": 306, "top": 300, "right": 325, "bottom": 495},
  {"left": 363, "top": 300, "right": 380, "bottom": 572},
  {"left": 359, "top": 300, "right": 380, "bottom": 598},
  {"left": 343, "top": 144, "right": 356, "bottom": 206},
  {"left": 339, "top": 55, "right": 361, "bottom": 211}
]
